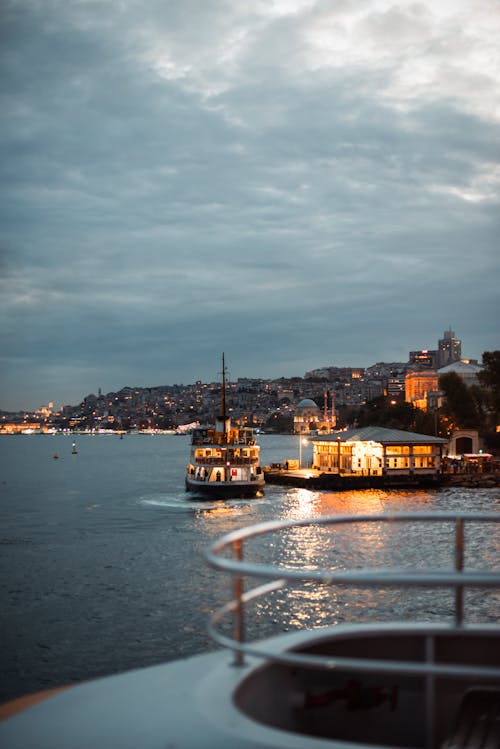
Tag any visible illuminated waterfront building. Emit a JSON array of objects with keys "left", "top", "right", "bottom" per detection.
[
  {"left": 312, "top": 426, "right": 447, "bottom": 476},
  {"left": 0, "top": 422, "right": 42, "bottom": 434}
]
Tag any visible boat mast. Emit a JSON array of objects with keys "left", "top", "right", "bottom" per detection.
[{"left": 216, "top": 353, "right": 231, "bottom": 436}]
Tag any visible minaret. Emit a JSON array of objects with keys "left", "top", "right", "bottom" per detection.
[{"left": 331, "top": 391, "right": 337, "bottom": 428}]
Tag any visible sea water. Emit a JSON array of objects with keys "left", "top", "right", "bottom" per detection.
[{"left": 0, "top": 433, "right": 499, "bottom": 702}]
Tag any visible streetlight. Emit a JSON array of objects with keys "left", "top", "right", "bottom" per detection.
[{"left": 299, "top": 436, "right": 308, "bottom": 468}]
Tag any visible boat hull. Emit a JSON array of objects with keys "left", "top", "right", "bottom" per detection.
[{"left": 185, "top": 475, "right": 265, "bottom": 498}]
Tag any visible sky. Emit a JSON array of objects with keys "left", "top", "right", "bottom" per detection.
[{"left": 1, "top": 0, "right": 499, "bottom": 411}]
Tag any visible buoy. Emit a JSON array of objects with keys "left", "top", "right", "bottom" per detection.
[
  {"left": 53, "top": 454, "right": 59, "bottom": 459},
  {"left": 72, "top": 443, "right": 77, "bottom": 454}
]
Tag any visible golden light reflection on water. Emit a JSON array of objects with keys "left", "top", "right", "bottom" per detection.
[
  {"left": 208, "top": 489, "right": 499, "bottom": 646},
  {"left": 313, "top": 488, "right": 435, "bottom": 516},
  {"left": 275, "top": 488, "right": 451, "bottom": 573},
  {"left": 277, "top": 490, "right": 400, "bottom": 573},
  {"left": 282, "top": 488, "right": 318, "bottom": 520},
  {"left": 203, "top": 491, "right": 499, "bottom": 661},
  {"left": 250, "top": 581, "right": 458, "bottom": 639},
  {"left": 192, "top": 497, "right": 266, "bottom": 533},
  {"left": 245, "top": 490, "right": 478, "bottom": 638}
]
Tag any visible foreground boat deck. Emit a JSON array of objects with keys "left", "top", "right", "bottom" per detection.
[
  {"left": 1, "top": 624, "right": 499, "bottom": 749},
  {"left": 0, "top": 641, "right": 360, "bottom": 749}
]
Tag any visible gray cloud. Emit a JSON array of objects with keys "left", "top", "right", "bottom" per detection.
[{"left": 1, "top": 0, "right": 499, "bottom": 409}]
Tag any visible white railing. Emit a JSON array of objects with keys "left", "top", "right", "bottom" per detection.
[{"left": 205, "top": 512, "right": 500, "bottom": 676}]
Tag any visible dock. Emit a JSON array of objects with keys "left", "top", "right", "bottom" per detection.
[{"left": 263, "top": 467, "right": 444, "bottom": 491}]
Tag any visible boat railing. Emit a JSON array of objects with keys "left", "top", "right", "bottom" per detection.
[
  {"left": 205, "top": 512, "right": 500, "bottom": 679},
  {"left": 194, "top": 456, "right": 258, "bottom": 466},
  {"left": 200, "top": 435, "right": 256, "bottom": 446}
]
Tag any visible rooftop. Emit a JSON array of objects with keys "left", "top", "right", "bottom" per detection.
[
  {"left": 313, "top": 426, "right": 448, "bottom": 445},
  {"left": 438, "top": 361, "right": 482, "bottom": 374}
]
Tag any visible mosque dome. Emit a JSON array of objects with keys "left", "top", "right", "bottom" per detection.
[{"left": 296, "top": 399, "right": 320, "bottom": 410}]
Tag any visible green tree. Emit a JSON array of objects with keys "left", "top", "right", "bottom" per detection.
[
  {"left": 346, "top": 396, "right": 440, "bottom": 435},
  {"left": 478, "top": 351, "right": 500, "bottom": 416},
  {"left": 439, "top": 372, "right": 480, "bottom": 429},
  {"left": 476, "top": 351, "right": 500, "bottom": 452},
  {"left": 264, "top": 411, "right": 294, "bottom": 433}
]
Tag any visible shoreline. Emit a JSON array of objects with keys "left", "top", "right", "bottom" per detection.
[{"left": 441, "top": 472, "right": 500, "bottom": 489}]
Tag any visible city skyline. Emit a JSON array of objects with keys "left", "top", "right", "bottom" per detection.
[
  {"left": 1, "top": 326, "right": 494, "bottom": 412},
  {"left": 1, "top": 2, "right": 499, "bottom": 411},
  {"left": 1, "top": 330, "right": 490, "bottom": 414}
]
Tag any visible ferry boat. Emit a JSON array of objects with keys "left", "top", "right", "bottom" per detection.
[
  {"left": 0, "top": 511, "right": 499, "bottom": 748},
  {"left": 185, "top": 354, "right": 265, "bottom": 498}
]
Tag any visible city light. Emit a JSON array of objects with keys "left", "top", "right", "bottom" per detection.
[{"left": 299, "top": 437, "right": 308, "bottom": 468}]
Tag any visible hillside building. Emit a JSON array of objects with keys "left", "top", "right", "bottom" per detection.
[
  {"left": 437, "top": 360, "right": 482, "bottom": 387},
  {"left": 405, "top": 368, "right": 439, "bottom": 409},
  {"left": 437, "top": 328, "right": 462, "bottom": 368}
]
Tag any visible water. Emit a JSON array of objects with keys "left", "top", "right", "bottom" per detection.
[{"left": 0, "top": 433, "right": 499, "bottom": 702}]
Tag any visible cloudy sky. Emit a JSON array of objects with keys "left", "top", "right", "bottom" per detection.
[{"left": 1, "top": 0, "right": 499, "bottom": 410}]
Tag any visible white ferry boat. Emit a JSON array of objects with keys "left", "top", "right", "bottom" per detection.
[
  {"left": 1, "top": 512, "right": 499, "bottom": 748},
  {"left": 185, "top": 355, "right": 265, "bottom": 498}
]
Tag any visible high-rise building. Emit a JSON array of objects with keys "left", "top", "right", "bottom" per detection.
[
  {"left": 409, "top": 349, "right": 437, "bottom": 368},
  {"left": 437, "top": 328, "right": 461, "bottom": 368}
]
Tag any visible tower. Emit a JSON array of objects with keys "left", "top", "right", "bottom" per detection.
[{"left": 437, "top": 328, "right": 461, "bottom": 369}]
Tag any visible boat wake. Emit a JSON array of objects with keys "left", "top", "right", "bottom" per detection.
[{"left": 139, "top": 495, "right": 266, "bottom": 512}]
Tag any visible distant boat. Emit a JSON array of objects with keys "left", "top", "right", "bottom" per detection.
[
  {"left": 72, "top": 443, "right": 78, "bottom": 455},
  {"left": 185, "top": 354, "right": 265, "bottom": 498},
  {"left": 176, "top": 421, "right": 200, "bottom": 435}
]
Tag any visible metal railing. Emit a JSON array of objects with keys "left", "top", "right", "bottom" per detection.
[
  {"left": 205, "top": 512, "right": 500, "bottom": 676},
  {"left": 193, "top": 456, "right": 259, "bottom": 466}
]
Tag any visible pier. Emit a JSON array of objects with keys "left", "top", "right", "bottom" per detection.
[
  {"left": 263, "top": 467, "right": 500, "bottom": 491},
  {"left": 263, "top": 467, "right": 444, "bottom": 490}
]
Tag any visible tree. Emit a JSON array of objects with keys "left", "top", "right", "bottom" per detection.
[
  {"left": 345, "top": 396, "right": 440, "bottom": 435},
  {"left": 476, "top": 351, "right": 500, "bottom": 452},
  {"left": 439, "top": 372, "right": 480, "bottom": 429},
  {"left": 478, "top": 351, "right": 500, "bottom": 416},
  {"left": 264, "top": 411, "right": 294, "bottom": 433}
]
